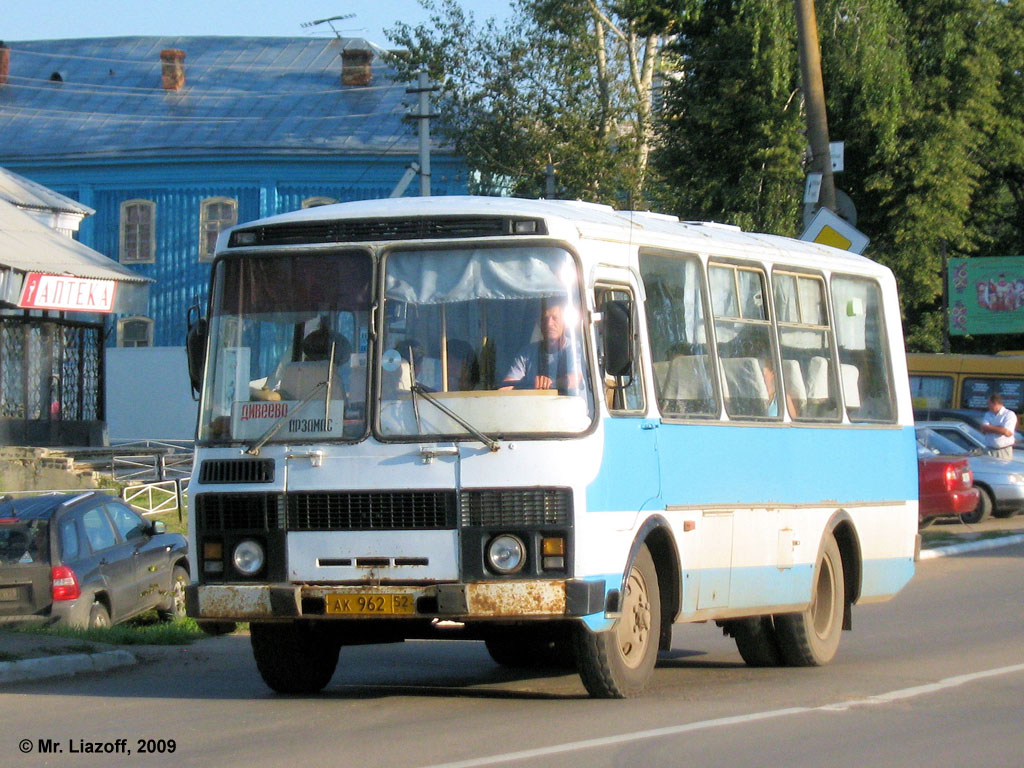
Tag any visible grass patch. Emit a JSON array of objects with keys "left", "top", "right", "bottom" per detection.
[
  {"left": 921, "top": 526, "right": 1021, "bottom": 548},
  {"left": 12, "top": 615, "right": 206, "bottom": 646}
]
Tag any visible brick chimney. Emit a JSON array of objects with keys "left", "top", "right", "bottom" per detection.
[
  {"left": 0, "top": 42, "right": 9, "bottom": 87},
  {"left": 160, "top": 49, "right": 186, "bottom": 91},
  {"left": 341, "top": 48, "right": 372, "bottom": 87}
]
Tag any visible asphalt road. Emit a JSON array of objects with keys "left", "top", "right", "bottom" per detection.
[{"left": 3, "top": 542, "right": 1023, "bottom": 768}]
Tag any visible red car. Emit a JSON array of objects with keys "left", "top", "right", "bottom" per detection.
[{"left": 917, "top": 447, "right": 980, "bottom": 528}]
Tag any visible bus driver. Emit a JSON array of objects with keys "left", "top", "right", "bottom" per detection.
[{"left": 501, "top": 299, "right": 584, "bottom": 396}]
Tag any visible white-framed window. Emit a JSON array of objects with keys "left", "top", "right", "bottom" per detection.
[
  {"left": 302, "top": 196, "right": 338, "bottom": 209},
  {"left": 117, "top": 316, "right": 153, "bottom": 348},
  {"left": 199, "top": 197, "right": 238, "bottom": 261},
  {"left": 119, "top": 199, "right": 156, "bottom": 264}
]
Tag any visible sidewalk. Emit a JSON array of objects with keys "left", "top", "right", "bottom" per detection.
[{"left": 2, "top": 515, "right": 1022, "bottom": 686}]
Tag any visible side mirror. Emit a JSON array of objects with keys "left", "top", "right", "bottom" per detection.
[
  {"left": 186, "top": 308, "right": 208, "bottom": 400},
  {"left": 602, "top": 299, "right": 633, "bottom": 378},
  {"left": 151, "top": 520, "right": 167, "bottom": 535}
]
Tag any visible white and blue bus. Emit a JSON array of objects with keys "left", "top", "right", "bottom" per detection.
[{"left": 184, "top": 196, "right": 918, "bottom": 698}]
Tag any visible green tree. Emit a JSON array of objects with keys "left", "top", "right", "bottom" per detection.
[
  {"left": 386, "top": 0, "right": 681, "bottom": 205},
  {"left": 653, "top": 0, "right": 806, "bottom": 234}
]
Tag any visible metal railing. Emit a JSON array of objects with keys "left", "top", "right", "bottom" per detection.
[
  {"left": 108, "top": 439, "right": 194, "bottom": 483},
  {"left": 121, "top": 478, "right": 189, "bottom": 520}
]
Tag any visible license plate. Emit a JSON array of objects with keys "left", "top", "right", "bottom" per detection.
[
  {"left": 324, "top": 593, "right": 415, "bottom": 615},
  {"left": 0, "top": 587, "right": 20, "bottom": 601}
]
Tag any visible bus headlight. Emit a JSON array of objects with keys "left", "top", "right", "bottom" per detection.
[
  {"left": 487, "top": 534, "right": 526, "bottom": 574},
  {"left": 232, "top": 539, "right": 265, "bottom": 576}
]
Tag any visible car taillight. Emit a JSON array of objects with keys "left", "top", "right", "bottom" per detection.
[
  {"left": 944, "top": 464, "right": 973, "bottom": 491},
  {"left": 51, "top": 565, "right": 81, "bottom": 601}
]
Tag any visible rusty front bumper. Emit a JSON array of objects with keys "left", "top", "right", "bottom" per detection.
[{"left": 185, "top": 580, "right": 606, "bottom": 621}]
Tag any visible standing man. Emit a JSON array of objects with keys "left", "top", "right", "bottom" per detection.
[{"left": 980, "top": 393, "right": 1018, "bottom": 459}]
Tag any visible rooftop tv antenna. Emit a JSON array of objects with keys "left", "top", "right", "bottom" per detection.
[{"left": 301, "top": 14, "right": 356, "bottom": 39}]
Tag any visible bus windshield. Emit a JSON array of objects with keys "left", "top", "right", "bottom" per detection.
[
  {"left": 378, "top": 245, "right": 593, "bottom": 438},
  {"left": 198, "top": 250, "right": 373, "bottom": 443}
]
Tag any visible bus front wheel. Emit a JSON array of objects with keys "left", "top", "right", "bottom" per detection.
[
  {"left": 250, "top": 622, "right": 342, "bottom": 694},
  {"left": 774, "top": 535, "right": 845, "bottom": 666},
  {"left": 573, "top": 543, "right": 660, "bottom": 698}
]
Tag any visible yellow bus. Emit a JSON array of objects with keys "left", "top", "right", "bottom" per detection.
[{"left": 907, "top": 353, "right": 1024, "bottom": 412}]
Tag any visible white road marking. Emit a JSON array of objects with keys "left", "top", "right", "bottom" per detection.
[{"left": 417, "top": 663, "right": 1024, "bottom": 768}]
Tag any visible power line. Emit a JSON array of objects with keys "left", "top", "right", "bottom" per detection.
[{"left": 1, "top": 76, "right": 409, "bottom": 100}]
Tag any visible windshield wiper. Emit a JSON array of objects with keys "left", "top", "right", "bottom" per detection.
[
  {"left": 410, "top": 384, "right": 500, "bottom": 452},
  {"left": 244, "top": 380, "right": 328, "bottom": 456}
]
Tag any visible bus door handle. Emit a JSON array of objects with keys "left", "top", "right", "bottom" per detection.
[{"left": 640, "top": 421, "right": 659, "bottom": 430}]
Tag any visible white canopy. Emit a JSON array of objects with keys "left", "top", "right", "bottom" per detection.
[{"left": 0, "top": 199, "right": 151, "bottom": 314}]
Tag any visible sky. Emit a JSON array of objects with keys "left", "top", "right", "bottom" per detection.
[{"left": 2, "top": 0, "right": 514, "bottom": 46}]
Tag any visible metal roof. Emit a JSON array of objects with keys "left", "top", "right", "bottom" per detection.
[
  {"left": 0, "top": 166, "right": 94, "bottom": 215},
  {"left": 0, "top": 36, "right": 424, "bottom": 161}
]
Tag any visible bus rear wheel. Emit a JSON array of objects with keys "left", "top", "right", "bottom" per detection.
[
  {"left": 727, "top": 616, "right": 782, "bottom": 667},
  {"left": 573, "top": 543, "right": 660, "bottom": 698},
  {"left": 250, "top": 622, "right": 341, "bottom": 694},
  {"left": 774, "top": 536, "right": 844, "bottom": 666}
]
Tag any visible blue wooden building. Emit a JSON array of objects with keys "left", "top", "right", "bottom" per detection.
[{"left": 0, "top": 36, "right": 468, "bottom": 349}]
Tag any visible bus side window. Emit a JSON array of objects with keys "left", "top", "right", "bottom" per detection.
[
  {"left": 710, "top": 263, "right": 779, "bottom": 419},
  {"left": 831, "top": 276, "right": 896, "bottom": 423},
  {"left": 639, "top": 252, "right": 718, "bottom": 417},
  {"left": 774, "top": 271, "right": 840, "bottom": 421},
  {"left": 597, "top": 286, "right": 645, "bottom": 413}
]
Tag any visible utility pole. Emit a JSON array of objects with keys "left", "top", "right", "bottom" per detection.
[
  {"left": 794, "top": 0, "right": 836, "bottom": 213},
  {"left": 406, "top": 71, "right": 438, "bottom": 197}
]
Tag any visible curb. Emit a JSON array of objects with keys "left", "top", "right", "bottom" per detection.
[
  {"left": 0, "top": 649, "right": 137, "bottom": 685},
  {"left": 919, "top": 533, "right": 1024, "bottom": 560}
]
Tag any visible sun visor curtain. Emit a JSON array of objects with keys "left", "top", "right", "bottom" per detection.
[
  {"left": 214, "top": 251, "right": 373, "bottom": 316},
  {"left": 384, "top": 247, "right": 572, "bottom": 305}
]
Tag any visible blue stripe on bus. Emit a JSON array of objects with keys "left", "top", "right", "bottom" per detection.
[{"left": 586, "top": 418, "right": 918, "bottom": 511}]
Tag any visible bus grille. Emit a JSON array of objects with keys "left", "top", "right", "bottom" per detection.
[
  {"left": 195, "top": 493, "right": 283, "bottom": 531},
  {"left": 228, "top": 216, "right": 546, "bottom": 247},
  {"left": 198, "top": 459, "right": 275, "bottom": 484},
  {"left": 460, "top": 489, "right": 572, "bottom": 527},
  {"left": 286, "top": 491, "right": 457, "bottom": 531}
]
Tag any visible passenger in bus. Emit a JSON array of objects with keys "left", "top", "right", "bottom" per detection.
[
  {"left": 500, "top": 299, "right": 584, "bottom": 396},
  {"left": 760, "top": 357, "right": 799, "bottom": 419},
  {"left": 980, "top": 393, "right": 1017, "bottom": 459}
]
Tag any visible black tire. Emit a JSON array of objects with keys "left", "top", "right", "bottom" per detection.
[
  {"left": 88, "top": 601, "right": 111, "bottom": 630},
  {"left": 157, "top": 566, "right": 189, "bottom": 622},
  {"left": 960, "top": 487, "right": 992, "bottom": 525},
  {"left": 727, "top": 616, "right": 782, "bottom": 667},
  {"left": 573, "top": 544, "right": 660, "bottom": 698},
  {"left": 774, "top": 535, "right": 844, "bottom": 666},
  {"left": 918, "top": 516, "right": 935, "bottom": 530},
  {"left": 485, "top": 628, "right": 574, "bottom": 669},
  {"left": 991, "top": 499, "right": 1018, "bottom": 519},
  {"left": 250, "top": 622, "right": 341, "bottom": 694},
  {"left": 197, "top": 621, "right": 237, "bottom": 637}
]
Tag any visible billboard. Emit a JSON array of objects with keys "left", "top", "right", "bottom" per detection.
[{"left": 948, "top": 257, "right": 1024, "bottom": 335}]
